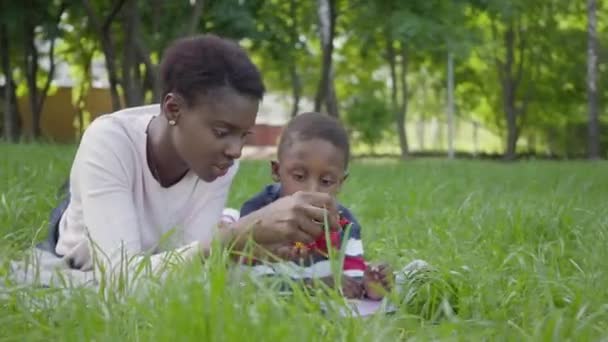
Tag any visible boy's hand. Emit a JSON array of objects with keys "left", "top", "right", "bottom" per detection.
[
  {"left": 320, "top": 275, "right": 364, "bottom": 299},
  {"left": 363, "top": 263, "right": 394, "bottom": 300}
]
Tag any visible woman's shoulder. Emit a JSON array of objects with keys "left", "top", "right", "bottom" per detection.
[
  {"left": 85, "top": 105, "right": 158, "bottom": 138},
  {"left": 75, "top": 106, "right": 158, "bottom": 171}
]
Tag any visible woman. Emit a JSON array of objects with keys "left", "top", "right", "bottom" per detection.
[{"left": 40, "top": 35, "right": 338, "bottom": 280}]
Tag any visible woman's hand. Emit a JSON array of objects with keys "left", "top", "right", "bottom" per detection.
[{"left": 222, "top": 191, "right": 339, "bottom": 257}]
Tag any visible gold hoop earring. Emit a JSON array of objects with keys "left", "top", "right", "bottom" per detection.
[{"left": 168, "top": 119, "right": 176, "bottom": 126}]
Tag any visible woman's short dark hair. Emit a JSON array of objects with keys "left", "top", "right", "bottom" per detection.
[{"left": 159, "top": 34, "right": 265, "bottom": 106}]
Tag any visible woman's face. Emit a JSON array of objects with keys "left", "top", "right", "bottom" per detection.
[{"left": 164, "top": 87, "right": 259, "bottom": 182}]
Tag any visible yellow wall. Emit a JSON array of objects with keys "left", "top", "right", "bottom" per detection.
[{"left": 18, "top": 87, "right": 114, "bottom": 143}]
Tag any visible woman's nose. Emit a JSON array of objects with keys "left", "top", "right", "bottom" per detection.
[{"left": 224, "top": 138, "right": 243, "bottom": 160}]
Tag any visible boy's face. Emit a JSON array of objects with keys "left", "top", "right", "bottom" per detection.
[{"left": 272, "top": 138, "right": 347, "bottom": 197}]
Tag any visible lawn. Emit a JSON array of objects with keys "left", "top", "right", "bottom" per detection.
[{"left": 1, "top": 143, "right": 607, "bottom": 341}]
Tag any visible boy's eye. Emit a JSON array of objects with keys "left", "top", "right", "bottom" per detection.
[
  {"left": 213, "top": 128, "right": 230, "bottom": 138},
  {"left": 321, "top": 178, "right": 335, "bottom": 187},
  {"left": 292, "top": 173, "right": 305, "bottom": 181}
]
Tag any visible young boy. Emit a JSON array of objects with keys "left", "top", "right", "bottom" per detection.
[{"left": 239, "top": 112, "right": 392, "bottom": 300}]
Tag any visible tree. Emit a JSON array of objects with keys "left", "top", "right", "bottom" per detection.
[
  {"left": 463, "top": 0, "right": 550, "bottom": 159},
  {"left": 82, "top": 0, "right": 126, "bottom": 111},
  {"left": 138, "top": 0, "right": 262, "bottom": 103},
  {"left": 587, "top": 0, "right": 600, "bottom": 159},
  {"left": 0, "top": 20, "right": 20, "bottom": 142},
  {"left": 22, "top": 1, "right": 67, "bottom": 138},
  {"left": 447, "top": 52, "right": 455, "bottom": 158},
  {"left": 60, "top": 12, "right": 97, "bottom": 138},
  {"left": 344, "top": 93, "right": 392, "bottom": 153},
  {"left": 385, "top": 37, "right": 409, "bottom": 158},
  {"left": 251, "top": 0, "right": 315, "bottom": 118},
  {"left": 314, "top": 0, "right": 339, "bottom": 118}
]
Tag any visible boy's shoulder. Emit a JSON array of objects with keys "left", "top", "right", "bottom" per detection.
[
  {"left": 240, "top": 183, "right": 281, "bottom": 217},
  {"left": 240, "top": 184, "right": 360, "bottom": 228},
  {"left": 338, "top": 204, "right": 356, "bottom": 219}
]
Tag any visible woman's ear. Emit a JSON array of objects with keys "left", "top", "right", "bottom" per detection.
[
  {"left": 162, "top": 92, "right": 185, "bottom": 124},
  {"left": 271, "top": 160, "right": 281, "bottom": 182}
]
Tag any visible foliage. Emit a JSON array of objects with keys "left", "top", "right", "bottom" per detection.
[
  {"left": 0, "top": 0, "right": 606, "bottom": 157},
  {"left": 344, "top": 93, "right": 392, "bottom": 150}
]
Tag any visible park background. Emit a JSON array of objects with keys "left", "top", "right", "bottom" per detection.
[
  {"left": 1, "top": 0, "right": 606, "bottom": 159},
  {"left": 1, "top": 1, "right": 608, "bottom": 341}
]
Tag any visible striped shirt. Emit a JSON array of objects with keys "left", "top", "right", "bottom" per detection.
[{"left": 239, "top": 184, "right": 366, "bottom": 280}]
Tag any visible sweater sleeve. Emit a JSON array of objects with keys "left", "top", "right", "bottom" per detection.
[
  {"left": 72, "top": 119, "right": 202, "bottom": 281},
  {"left": 181, "top": 161, "right": 239, "bottom": 246}
]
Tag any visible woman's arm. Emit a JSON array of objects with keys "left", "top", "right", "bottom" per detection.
[{"left": 210, "top": 192, "right": 341, "bottom": 260}]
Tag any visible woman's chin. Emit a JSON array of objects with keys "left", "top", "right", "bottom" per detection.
[{"left": 198, "top": 166, "right": 227, "bottom": 182}]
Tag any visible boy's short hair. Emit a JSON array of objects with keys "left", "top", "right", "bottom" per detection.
[
  {"left": 159, "top": 34, "right": 265, "bottom": 106},
  {"left": 277, "top": 112, "right": 350, "bottom": 168}
]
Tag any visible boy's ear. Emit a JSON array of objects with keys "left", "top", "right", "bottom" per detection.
[
  {"left": 335, "top": 171, "right": 349, "bottom": 194},
  {"left": 341, "top": 171, "right": 349, "bottom": 183},
  {"left": 270, "top": 160, "right": 280, "bottom": 182}
]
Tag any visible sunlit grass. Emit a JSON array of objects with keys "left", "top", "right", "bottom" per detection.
[{"left": 1, "top": 143, "right": 607, "bottom": 340}]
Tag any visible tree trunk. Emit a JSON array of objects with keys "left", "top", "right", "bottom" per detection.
[
  {"left": 289, "top": 62, "right": 301, "bottom": 118},
  {"left": 587, "top": 0, "right": 600, "bottom": 159},
  {"left": 527, "top": 133, "right": 536, "bottom": 154},
  {"left": 122, "top": 0, "right": 144, "bottom": 106},
  {"left": 386, "top": 38, "right": 408, "bottom": 158},
  {"left": 23, "top": 23, "right": 40, "bottom": 139},
  {"left": 23, "top": 2, "right": 65, "bottom": 139},
  {"left": 501, "top": 23, "right": 518, "bottom": 160},
  {"left": 504, "top": 84, "right": 518, "bottom": 160},
  {"left": 314, "top": 0, "right": 338, "bottom": 118},
  {"left": 447, "top": 52, "right": 455, "bottom": 159},
  {"left": 326, "top": 68, "right": 340, "bottom": 118},
  {"left": 491, "top": 17, "right": 527, "bottom": 160},
  {"left": 101, "top": 33, "right": 122, "bottom": 111},
  {"left": 122, "top": 3, "right": 136, "bottom": 107},
  {"left": 472, "top": 121, "right": 479, "bottom": 157},
  {"left": 152, "top": 0, "right": 162, "bottom": 34},
  {"left": 0, "top": 22, "right": 19, "bottom": 142},
  {"left": 187, "top": 0, "right": 205, "bottom": 35},
  {"left": 82, "top": 0, "right": 126, "bottom": 111},
  {"left": 397, "top": 43, "right": 409, "bottom": 158},
  {"left": 288, "top": 0, "right": 301, "bottom": 118},
  {"left": 136, "top": 38, "right": 159, "bottom": 102},
  {"left": 76, "top": 51, "right": 93, "bottom": 138}
]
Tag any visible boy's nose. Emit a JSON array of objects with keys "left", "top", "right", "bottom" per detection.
[{"left": 306, "top": 180, "right": 321, "bottom": 193}]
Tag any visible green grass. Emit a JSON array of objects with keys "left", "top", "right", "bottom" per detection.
[{"left": 1, "top": 143, "right": 608, "bottom": 341}]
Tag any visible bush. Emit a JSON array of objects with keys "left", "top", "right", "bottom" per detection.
[{"left": 344, "top": 96, "right": 392, "bottom": 152}]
